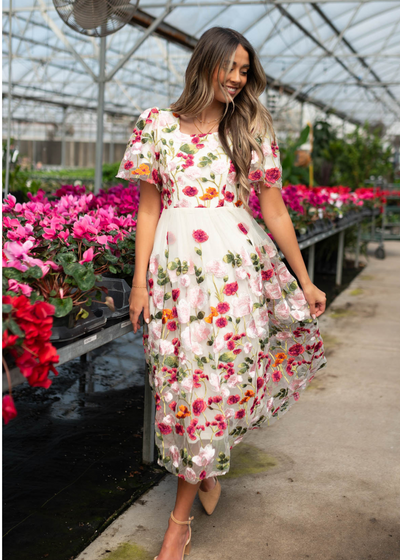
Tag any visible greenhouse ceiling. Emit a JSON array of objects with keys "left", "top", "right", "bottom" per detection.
[{"left": 2, "top": 0, "right": 400, "bottom": 137}]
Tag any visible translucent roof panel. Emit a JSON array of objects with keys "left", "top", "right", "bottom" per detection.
[{"left": 2, "top": 0, "right": 400, "bottom": 137}]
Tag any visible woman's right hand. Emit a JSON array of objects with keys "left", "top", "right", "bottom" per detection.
[{"left": 129, "top": 286, "right": 150, "bottom": 333}]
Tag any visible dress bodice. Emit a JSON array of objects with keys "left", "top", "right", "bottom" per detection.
[{"left": 116, "top": 108, "right": 282, "bottom": 210}]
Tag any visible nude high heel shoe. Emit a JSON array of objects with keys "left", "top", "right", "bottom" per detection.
[
  {"left": 154, "top": 511, "right": 194, "bottom": 560},
  {"left": 197, "top": 476, "right": 221, "bottom": 515}
]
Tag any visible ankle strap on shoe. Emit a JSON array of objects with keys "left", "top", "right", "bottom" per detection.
[{"left": 170, "top": 511, "right": 194, "bottom": 525}]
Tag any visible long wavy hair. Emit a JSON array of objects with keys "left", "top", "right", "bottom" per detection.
[{"left": 170, "top": 27, "right": 276, "bottom": 213}]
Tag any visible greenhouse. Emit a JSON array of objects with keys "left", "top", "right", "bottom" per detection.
[{"left": 2, "top": 1, "right": 400, "bottom": 560}]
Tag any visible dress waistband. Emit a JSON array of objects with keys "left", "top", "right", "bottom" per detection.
[{"left": 162, "top": 205, "right": 248, "bottom": 213}]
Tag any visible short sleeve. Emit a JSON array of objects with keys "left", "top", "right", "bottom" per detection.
[
  {"left": 248, "top": 130, "right": 283, "bottom": 194},
  {"left": 116, "top": 107, "right": 163, "bottom": 192}
]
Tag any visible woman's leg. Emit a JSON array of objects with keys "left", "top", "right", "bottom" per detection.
[{"left": 156, "top": 477, "right": 201, "bottom": 560}]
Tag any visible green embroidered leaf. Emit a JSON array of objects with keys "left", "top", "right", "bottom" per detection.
[
  {"left": 179, "top": 143, "right": 198, "bottom": 155},
  {"left": 219, "top": 351, "right": 236, "bottom": 363},
  {"left": 164, "top": 356, "right": 179, "bottom": 368}
]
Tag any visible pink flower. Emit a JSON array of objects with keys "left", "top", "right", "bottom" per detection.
[
  {"left": 265, "top": 167, "right": 281, "bottom": 185},
  {"left": 232, "top": 294, "right": 252, "bottom": 318},
  {"left": 167, "top": 321, "right": 177, "bottom": 331},
  {"left": 79, "top": 246, "right": 98, "bottom": 265},
  {"left": 188, "top": 287, "right": 205, "bottom": 309},
  {"left": 206, "top": 259, "right": 228, "bottom": 277},
  {"left": 215, "top": 317, "right": 228, "bottom": 328},
  {"left": 223, "top": 281, "right": 239, "bottom": 296},
  {"left": 216, "top": 302, "right": 230, "bottom": 314},
  {"left": 183, "top": 186, "right": 198, "bottom": 197},
  {"left": 261, "top": 269, "right": 274, "bottom": 281},
  {"left": 272, "top": 371, "right": 282, "bottom": 383},
  {"left": 157, "top": 422, "right": 172, "bottom": 435},
  {"left": 249, "top": 170, "right": 262, "bottom": 181},
  {"left": 192, "top": 229, "right": 209, "bottom": 243},
  {"left": 192, "top": 398, "right": 207, "bottom": 416},
  {"left": 175, "top": 423, "right": 185, "bottom": 435},
  {"left": 288, "top": 343, "right": 305, "bottom": 357},
  {"left": 235, "top": 409, "right": 246, "bottom": 419},
  {"left": 227, "top": 394, "right": 240, "bottom": 405},
  {"left": 124, "top": 161, "right": 133, "bottom": 170},
  {"left": 8, "top": 279, "right": 32, "bottom": 296},
  {"left": 293, "top": 392, "right": 300, "bottom": 401},
  {"left": 192, "top": 444, "right": 215, "bottom": 466},
  {"left": 170, "top": 445, "right": 180, "bottom": 467}
]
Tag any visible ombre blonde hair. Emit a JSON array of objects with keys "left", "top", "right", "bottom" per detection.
[{"left": 170, "top": 27, "right": 276, "bottom": 213}]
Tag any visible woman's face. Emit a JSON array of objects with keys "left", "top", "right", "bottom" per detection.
[{"left": 212, "top": 44, "right": 250, "bottom": 103}]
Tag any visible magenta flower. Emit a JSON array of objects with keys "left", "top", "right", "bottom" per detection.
[
  {"left": 8, "top": 279, "right": 32, "bottom": 296},
  {"left": 237, "top": 222, "right": 249, "bottom": 235},
  {"left": 216, "top": 302, "right": 230, "bottom": 314},
  {"left": 215, "top": 317, "right": 228, "bottom": 328},
  {"left": 157, "top": 422, "right": 172, "bottom": 435},
  {"left": 288, "top": 343, "right": 305, "bottom": 357},
  {"left": 183, "top": 186, "right": 198, "bottom": 197},
  {"left": 227, "top": 394, "right": 240, "bottom": 405},
  {"left": 79, "top": 247, "right": 98, "bottom": 265}
]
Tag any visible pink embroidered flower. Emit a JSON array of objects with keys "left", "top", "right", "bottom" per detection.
[
  {"left": 237, "top": 222, "right": 249, "bottom": 235},
  {"left": 227, "top": 394, "right": 240, "bottom": 405},
  {"left": 157, "top": 422, "right": 172, "bottom": 435},
  {"left": 183, "top": 186, "right": 198, "bottom": 197},
  {"left": 235, "top": 409, "right": 246, "bottom": 419},
  {"left": 223, "top": 281, "right": 239, "bottom": 296},
  {"left": 272, "top": 371, "right": 282, "bottom": 383},
  {"left": 216, "top": 302, "right": 230, "bottom": 314},
  {"left": 175, "top": 424, "right": 185, "bottom": 435},
  {"left": 261, "top": 269, "right": 274, "bottom": 281},
  {"left": 124, "top": 161, "right": 133, "bottom": 170},
  {"left": 224, "top": 191, "right": 235, "bottom": 202},
  {"left": 288, "top": 343, "right": 305, "bottom": 357},
  {"left": 265, "top": 167, "right": 281, "bottom": 185},
  {"left": 192, "top": 229, "right": 209, "bottom": 243},
  {"left": 206, "top": 259, "right": 228, "bottom": 277},
  {"left": 172, "top": 289, "right": 180, "bottom": 301},
  {"left": 167, "top": 321, "right": 177, "bottom": 331},
  {"left": 192, "top": 398, "right": 207, "bottom": 416},
  {"left": 215, "top": 317, "right": 228, "bottom": 328},
  {"left": 248, "top": 170, "right": 262, "bottom": 181},
  {"left": 293, "top": 392, "right": 300, "bottom": 401}
]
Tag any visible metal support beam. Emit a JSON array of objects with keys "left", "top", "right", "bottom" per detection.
[
  {"left": 355, "top": 222, "right": 362, "bottom": 269},
  {"left": 61, "top": 106, "right": 67, "bottom": 167},
  {"left": 94, "top": 36, "right": 106, "bottom": 195},
  {"left": 336, "top": 230, "right": 345, "bottom": 286},
  {"left": 142, "top": 360, "right": 156, "bottom": 464},
  {"left": 106, "top": 2, "right": 173, "bottom": 83},
  {"left": 307, "top": 243, "right": 315, "bottom": 284},
  {"left": 4, "top": 0, "right": 12, "bottom": 197}
]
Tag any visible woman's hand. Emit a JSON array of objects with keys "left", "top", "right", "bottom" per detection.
[
  {"left": 129, "top": 286, "right": 150, "bottom": 334},
  {"left": 301, "top": 282, "right": 327, "bottom": 319}
]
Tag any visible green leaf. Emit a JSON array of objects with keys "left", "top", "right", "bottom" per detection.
[
  {"left": 71, "top": 265, "right": 96, "bottom": 291},
  {"left": 7, "top": 319, "right": 25, "bottom": 337},
  {"left": 2, "top": 304, "right": 12, "bottom": 314},
  {"left": 49, "top": 297, "right": 73, "bottom": 318},
  {"left": 3, "top": 268, "right": 23, "bottom": 281},
  {"left": 76, "top": 307, "right": 89, "bottom": 320},
  {"left": 179, "top": 143, "right": 198, "bottom": 155},
  {"left": 219, "top": 351, "right": 236, "bottom": 363},
  {"left": 164, "top": 356, "right": 179, "bottom": 368},
  {"left": 23, "top": 265, "right": 43, "bottom": 279},
  {"left": 108, "top": 265, "right": 117, "bottom": 274}
]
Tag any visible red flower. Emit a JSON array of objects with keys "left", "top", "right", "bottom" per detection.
[
  {"left": 257, "top": 377, "right": 264, "bottom": 391},
  {"left": 175, "top": 423, "right": 185, "bottom": 435},
  {"left": 238, "top": 222, "right": 248, "bottom": 235},
  {"left": 264, "top": 168, "right": 281, "bottom": 185},
  {"left": 183, "top": 186, "right": 198, "bottom": 197},
  {"left": 192, "top": 229, "right": 209, "bottom": 243},
  {"left": 157, "top": 422, "right": 172, "bottom": 435},
  {"left": 192, "top": 398, "right": 207, "bottom": 416},
  {"left": 227, "top": 394, "right": 240, "bottom": 405},
  {"left": 199, "top": 470, "right": 207, "bottom": 479},
  {"left": 215, "top": 317, "right": 228, "bottom": 329},
  {"left": 2, "top": 330, "right": 19, "bottom": 350},
  {"left": 223, "top": 282, "right": 239, "bottom": 296},
  {"left": 2, "top": 395, "right": 17, "bottom": 425},
  {"left": 227, "top": 340, "right": 235, "bottom": 350},
  {"left": 224, "top": 191, "right": 235, "bottom": 202},
  {"left": 167, "top": 321, "right": 177, "bottom": 331},
  {"left": 288, "top": 343, "right": 305, "bottom": 357},
  {"left": 261, "top": 269, "right": 274, "bottom": 281},
  {"left": 172, "top": 289, "right": 180, "bottom": 301},
  {"left": 235, "top": 409, "right": 246, "bottom": 419},
  {"left": 216, "top": 302, "right": 230, "bottom": 314},
  {"left": 248, "top": 170, "right": 262, "bottom": 181},
  {"left": 124, "top": 161, "right": 133, "bottom": 170},
  {"left": 293, "top": 392, "right": 300, "bottom": 401},
  {"left": 169, "top": 401, "right": 177, "bottom": 412}
]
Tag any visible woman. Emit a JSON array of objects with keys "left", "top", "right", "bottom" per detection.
[{"left": 116, "top": 27, "right": 327, "bottom": 560}]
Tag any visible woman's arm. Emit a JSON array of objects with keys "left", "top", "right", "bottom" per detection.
[
  {"left": 130, "top": 181, "right": 161, "bottom": 332},
  {"left": 257, "top": 186, "right": 326, "bottom": 318}
]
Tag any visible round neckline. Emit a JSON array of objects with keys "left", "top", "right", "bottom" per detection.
[{"left": 174, "top": 112, "right": 219, "bottom": 138}]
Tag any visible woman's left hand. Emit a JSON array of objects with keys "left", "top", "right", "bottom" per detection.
[{"left": 301, "top": 282, "right": 327, "bottom": 319}]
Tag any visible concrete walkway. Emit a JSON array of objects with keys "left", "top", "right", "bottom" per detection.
[{"left": 76, "top": 242, "right": 400, "bottom": 560}]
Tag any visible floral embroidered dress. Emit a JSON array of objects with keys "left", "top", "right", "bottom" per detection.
[{"left": 116, "top": 107, "right": 327, "bottom": 483}]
